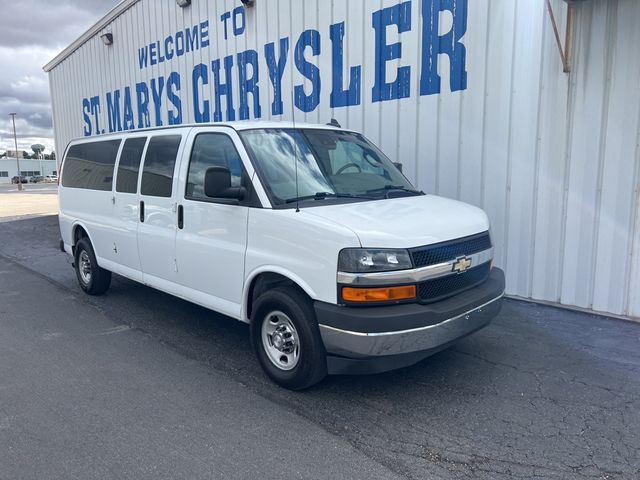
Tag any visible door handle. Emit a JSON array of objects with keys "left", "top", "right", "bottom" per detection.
[
  {"left": 140, "top": 201, "right": 145, "bottom": 223},
  {"left": 178, "top": 205, "right": 184, "bottom": 230}
]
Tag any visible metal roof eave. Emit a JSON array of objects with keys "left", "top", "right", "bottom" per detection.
[{"left": 43, "top": 0, "right": 140, "bottom": 73}]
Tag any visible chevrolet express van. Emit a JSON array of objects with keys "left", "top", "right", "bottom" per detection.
[{"left": 59, "top": 122, "right": 505, "bottom": 389}]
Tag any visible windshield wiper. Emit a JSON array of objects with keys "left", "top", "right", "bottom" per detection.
[
  {"left": 365, "top": 185, "right": 424, "bottom": 196},
  {"left": 285, "top": 192, "right": 373, "bottom": 204}
]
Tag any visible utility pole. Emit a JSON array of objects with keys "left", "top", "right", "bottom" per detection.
[{"left": 9, "top": 113, "right": 22, "bottom": 191}]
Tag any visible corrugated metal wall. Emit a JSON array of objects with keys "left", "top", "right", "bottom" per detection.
[{"left": 47, "top": 0, "right": 640, "bottom": 318}]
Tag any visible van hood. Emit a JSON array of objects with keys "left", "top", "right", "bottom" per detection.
[{"left": 303, "top": 195, "right": 490, "bottom": 249}]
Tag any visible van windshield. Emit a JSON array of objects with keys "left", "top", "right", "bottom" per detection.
[{"left": 240, "top": 129, "right": 421, "bottom": 207}]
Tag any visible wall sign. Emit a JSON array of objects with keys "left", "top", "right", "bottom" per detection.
[{"left": 82, "top": 0, "right": 468, "bottom": 136}]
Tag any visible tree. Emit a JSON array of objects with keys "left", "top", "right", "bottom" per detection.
[{"left": 32, "top": 144, "right": 46, "bottom": 159}]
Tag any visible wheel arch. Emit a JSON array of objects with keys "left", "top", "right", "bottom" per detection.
[
  {"left": 70, "top": 222, "right": 95, "bottom": 254},
  {"left": 243, "top": 268, "right": 318, "bottom": 323}
]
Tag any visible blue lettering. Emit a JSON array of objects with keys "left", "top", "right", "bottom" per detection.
[
  {"left": 136, "top": 82, "right": 151, "bottom": 129},
  {"left": 123, "top": 87, "right": 135, "bottom": 131},
  {"left": 233, "top": 7, "right": 246, "bottom": 36},
  {"left": 265, "top": 38, "right": 289, "bottom": 116},
  {"left": 90, "top": 96, "right": 101, "bottom": 134},
  {"left": 294, "top": 30, "right": 321, "bottom": 113},
  {"left": 167, "top": 72, "right": 183, "bottom": 125},
  {"left": 185, "top": 25, "right": 199, "bottom": 53},
  {"left": 372, "top": 1, "right": 412, "bottom": 103},
  {"left": 157, "top": 41, "right": 165, "bottom": 63},
  {"left": 138, "top": 22, "right": 212, "bottom": 72},
  {"left": 151, "top": 77, "right": 165, "bottom": 127},
  {"left": 82, "top": 98, "right": 92, "bottom": 136},
  {"left": 106, "top": 90, "right": 122, "bottom": 133},
  {"left": 149, "top": 42, "right": 158, "bottom": 66},
  {"left": 193, "top": 64, "right": 211, "bottom": 123},
  {"left": 421, "top": 0, "right": 468, "bottom": 95},
  {"left": 220, "top": 12, "right": 231, "bottom": 40},
  {"left": 330, "top": 22, "right": 361, "bottom": 108},
  {"left": 138, "top": 46, "right": 149, "bottom": 70},
  {"left": 212, "top": 56, "right": 236, "bottom": 122},
  {"left": 237, "top": 50, "right": 262, "bottom": 120},
  {"left": 201, "top": 21, "right": 210, "bottom": 48},
  {"left": 164, "top": 35, "right": 174, "bottom": 61},
  {"left": 175, "top": 31, "right": 185, "bottom": 56}
]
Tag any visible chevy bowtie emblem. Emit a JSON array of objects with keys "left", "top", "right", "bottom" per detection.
[{"left": 453, "top": 256, "right": 472, "bottom": 274}]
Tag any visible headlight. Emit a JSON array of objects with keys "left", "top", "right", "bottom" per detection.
[{"left": 338, "top": 248, "right": 412, "bottom": 273}]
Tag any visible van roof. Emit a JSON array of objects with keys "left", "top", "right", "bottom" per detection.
[{"left": 67, "top": 121, "right": 355, "bottom": 144}]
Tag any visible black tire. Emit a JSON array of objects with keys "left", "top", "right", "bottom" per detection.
[
  {"left": 74, "top": 237, "right": 112, "bottom": 295},
  {"left": 251, "top": 286, "right": 327, "bottom": 390}
]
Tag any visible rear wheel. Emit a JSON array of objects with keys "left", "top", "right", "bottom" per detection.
[
  {"left": 251, "top": 286, "right": 327, "bottom": 390},
  {"left": 74, "top": 237, "right": 111, "bottom": 295}
]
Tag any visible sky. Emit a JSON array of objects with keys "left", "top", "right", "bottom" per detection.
[{"left": 0, "top": 0, "right": 120, "bottom": 155}]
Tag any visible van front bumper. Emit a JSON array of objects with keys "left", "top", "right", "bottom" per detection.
[{"left": 315, "top": 268, "right": 505, "bottom": 374}]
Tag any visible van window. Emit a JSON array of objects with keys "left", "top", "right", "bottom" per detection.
[
  {"left": 116, "top": 137, "right": 147, "bottom": 194},
  {"left": 186, "top": 134, "right": 244, "bottom": 201},
  {"left": 61, "top": 140, "right": 121, "bottom": 191},
  {"left": 140, "top": 135, "right": 181, "bottom": 198}
]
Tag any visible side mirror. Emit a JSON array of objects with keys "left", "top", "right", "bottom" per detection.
[
  {"left": 204, "top": 166, "right": 246, "bottom": 200},
  {"left": 393, "top": 162, "right": 403, "bottom": 172}
]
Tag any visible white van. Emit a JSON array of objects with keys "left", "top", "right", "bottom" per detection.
[{"left": 59, "top": 122, "right": 504, "bottom": 389}]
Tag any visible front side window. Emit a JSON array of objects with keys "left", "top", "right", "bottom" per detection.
[
  {"left": 186, "top": 133, "right": 245, "bottom": 201},
  {"left": 141, "top": 135, "right": 182, "bottom": 198},
  {"left": 61, "top": 140, "right": 121, "bottom": 191},
  {"left": 116, "top": 137, "right": 147, "bottom": 194},
  {"left": 240, "top": 129, "right": 417, "bottom": 207}
]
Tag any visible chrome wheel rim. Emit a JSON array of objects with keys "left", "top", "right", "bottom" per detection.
[
  {"left": 261, "top": 311, "right": 300, "bottom": 371},
  {"left": 79, "top": 250, "right": 92, "bottom": 285}
]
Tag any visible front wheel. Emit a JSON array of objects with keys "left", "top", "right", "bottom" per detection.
[
  {"left": 251, "top": 287, "right": 327, "bottom": 390},
  {"left": 74, "top": 237, "right": 112, "bottom": 295}
]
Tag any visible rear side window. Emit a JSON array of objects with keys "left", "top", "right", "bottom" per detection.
[
  {"left": 141, "top": 135, "right": 182, "bottom": 198},
  {"left": 186, "top": 133, "right": 244, "bottom": 201},
  {"left": 116, "top": 137, "right": 147, "bottom": 194},
  {"left": 62, "top": 140, "right": 121, "bottom": 191}
]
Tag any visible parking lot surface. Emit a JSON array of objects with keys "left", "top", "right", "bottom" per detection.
[
  {"left": 0, "top": 184, "right": 58, "bottom": 222},
  {"left": 1, "top": 214, "right": 639, "bottom": 480}
]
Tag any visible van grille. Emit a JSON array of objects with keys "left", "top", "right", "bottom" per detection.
[
  {"left": 410, "top": 232, "right": 492, "bottom": 268},
  {"left": 418, "top": 263, "right": 492, "bottom": 303}
]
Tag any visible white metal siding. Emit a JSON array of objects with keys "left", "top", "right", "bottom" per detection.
[{"left": 47, "top": 0, "right": 640, "bottom": 318}]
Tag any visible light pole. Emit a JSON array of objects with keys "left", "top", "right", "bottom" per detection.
[{"left": 9, "top": 113, "right": 22, "bottom": 191}]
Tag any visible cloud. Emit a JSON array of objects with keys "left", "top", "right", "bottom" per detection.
[
  {"left": 0, "top": 0, "right": 115, "bottom": 49},
  {"left": 0, "top": 0, "right": 120, "bottom": 154}
]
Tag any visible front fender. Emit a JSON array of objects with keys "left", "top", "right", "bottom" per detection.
[{"left": 241, "top": 266, "right": 320, "bottom": 322}]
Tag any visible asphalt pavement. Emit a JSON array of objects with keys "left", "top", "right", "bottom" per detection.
[{"left": 1, "top": 215, "right": 639, "bottom": 480}]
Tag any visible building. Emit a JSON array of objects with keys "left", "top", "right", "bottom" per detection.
[
  {"left": 0, "top": 157, "right": 58, "bottom": 184},
  {"left": 5, "top": 150, "right": 26, "bottom": 159},
  {"left": 43, "top": 0, "right": 640, "bottom": 319}
]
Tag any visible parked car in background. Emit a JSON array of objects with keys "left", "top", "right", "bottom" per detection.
[
  {"left": 45, "top": 175, "right": 58, "bottom": 183},
  {"left": 11, "top": 175, "right": 28, "bottom": 184},
  {"left": 29, "top": 175, "right": 44, "bottom": 183}
]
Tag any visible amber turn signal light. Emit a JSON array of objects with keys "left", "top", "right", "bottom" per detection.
[{"left": 342, "top": 285, "right": 417, "bottom": 303}]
